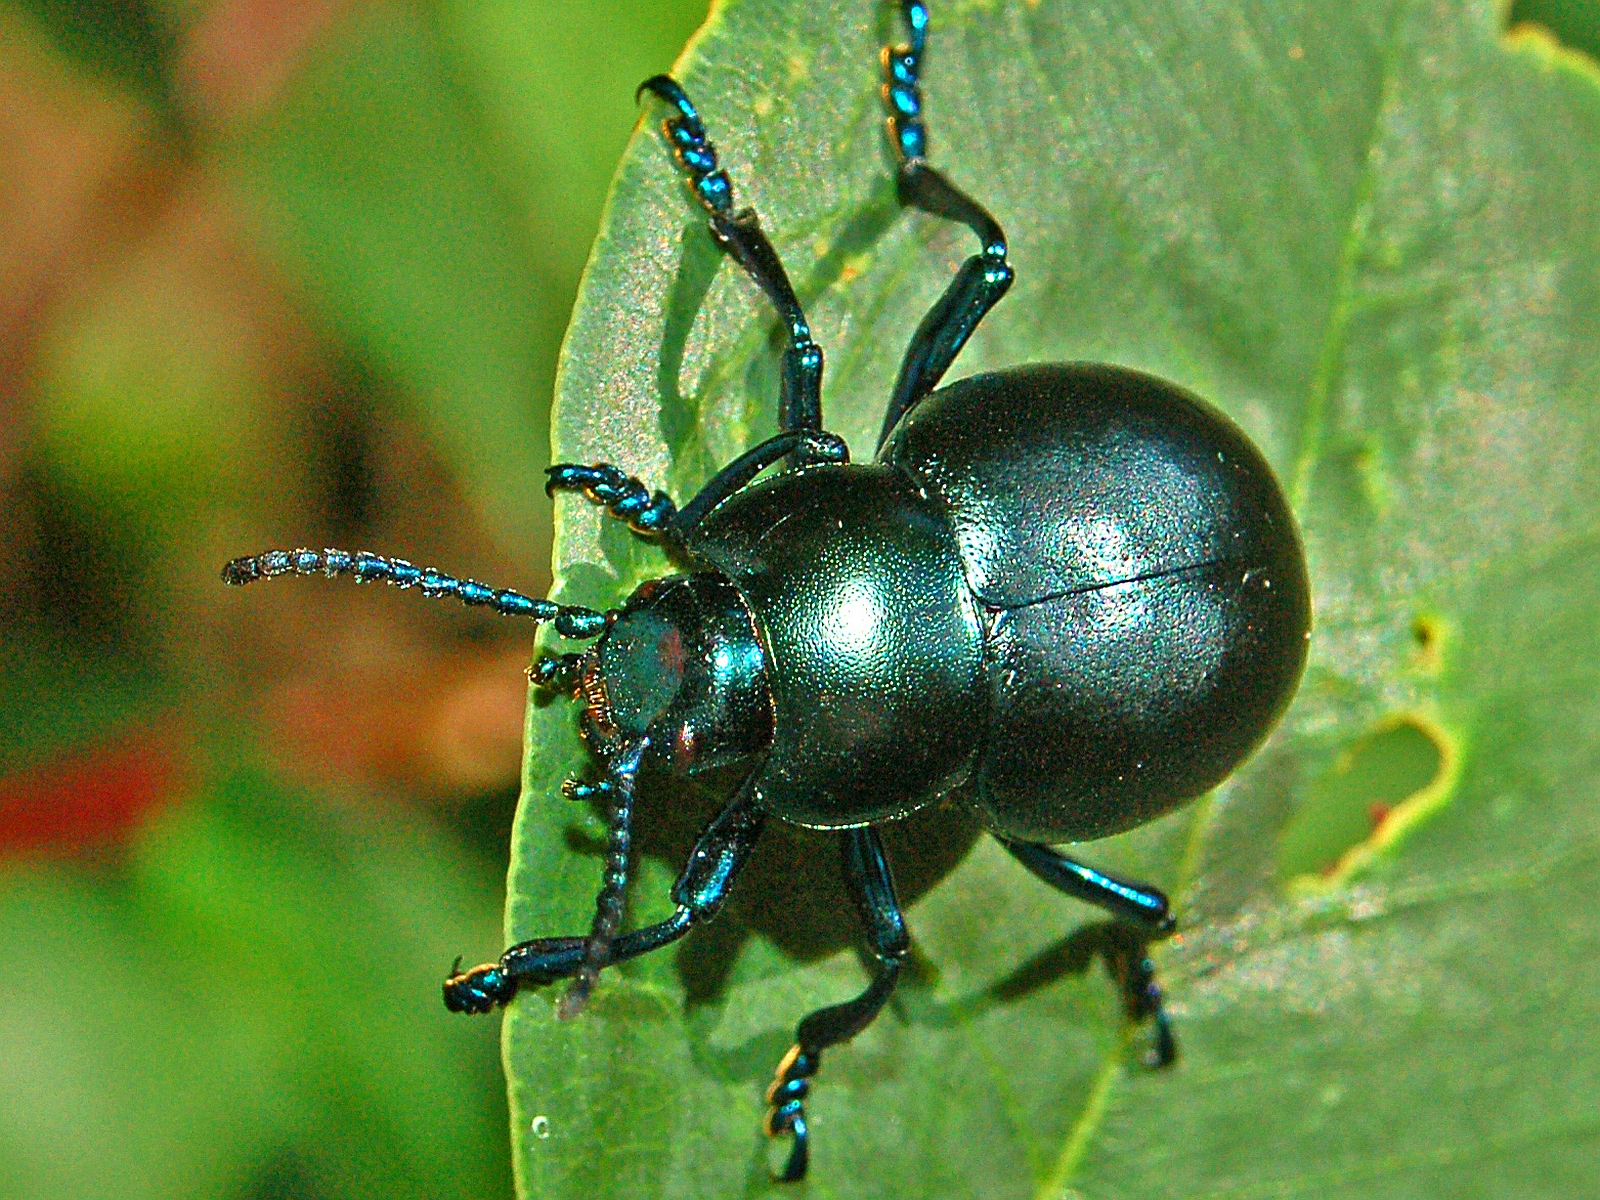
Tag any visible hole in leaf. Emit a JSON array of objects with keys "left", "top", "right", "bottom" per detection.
[
  {"left": 1410, "top": 612, "right": 1447, "bottom": 675},
  {"left": 1507, "top": 1, "right": 1600, "bottom": 64},
  {"left": 1276, "top": 717, "right": 1447, "bottom": 883}
]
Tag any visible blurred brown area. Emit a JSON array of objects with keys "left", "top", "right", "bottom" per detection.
[
  {"left": 0, "top": 1, "right": 706, "bottom": 1196},
  {"left": 2, "top": 0, "right": 531, "bottom": 813}
]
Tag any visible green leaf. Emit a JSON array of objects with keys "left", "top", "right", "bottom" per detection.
[
  {"left": 433, "top": 0, "right": 715, "bottom": 308},
  {"left": 502, "top": 1, "right": 1600, "bottom": 1195},
  {"left": 1510, "top": 0, "right": 1600, "bottom": 63}
]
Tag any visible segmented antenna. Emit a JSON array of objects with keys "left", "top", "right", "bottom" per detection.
[
  {"left": 557, "top": 737, "right": 647, "bottom": 1020},
  {"left": 220, "top": 547, "right": 610, "bottom": 639}
]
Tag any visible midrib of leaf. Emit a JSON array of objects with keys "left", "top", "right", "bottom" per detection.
[
  {"left": 971, "top": 1005, "right": 1055, "bottom": 1177},
  {"left": 1033, "top": 1049, "right": 1125, "bottom": 1200},
  {"left": 1031, "top": 836, "right": 1600, "bottom": 1195},
  {"left": 1287, "top": 0, "right": 1407, "bottom": 513},
  {"left": 1030, "top": 839, "right": 1600, "bottom": 1200},
  {"left": 1026, "top": 800, "right": 1211, "bottom": 1199},
  {"left": 1036, "top": 5, "right": 1412, "bottom": 1189}
]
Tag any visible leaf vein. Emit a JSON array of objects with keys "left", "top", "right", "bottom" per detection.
[
  {"left": 1288, "top": 0, "right": 1408, "bottom": 512},
  {"left": 1032, "top": 1047, "right": 1124, "bottom": 1200}
]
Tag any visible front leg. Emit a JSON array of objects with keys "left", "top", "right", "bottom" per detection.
[
  {"left": 638, "top": 74, "right": 827, "bottom": 444},
  {"left": 545, "top": 462, "right": 679, "bottom": 539},
  {"left": 443, "top": 785, "right": 765, "bottom": 1012},
  {"left": 528, "top": 652, "right": 586, "bottom": 692}
]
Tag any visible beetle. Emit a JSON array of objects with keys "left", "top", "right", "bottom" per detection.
[{"left": 223, "top": 0, "right": 1310, "bottom": 1182}]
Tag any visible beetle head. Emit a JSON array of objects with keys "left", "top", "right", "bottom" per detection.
[{"left": 577, "top": 573, "right": 773, "bottom": 779}]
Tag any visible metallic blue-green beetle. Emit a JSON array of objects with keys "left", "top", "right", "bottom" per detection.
[{"left": 224, "top": 1, "right": 1309, "bottom": 1182}]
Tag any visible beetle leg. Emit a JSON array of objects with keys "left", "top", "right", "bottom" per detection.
[
  {"left": 764, "top": 827, "right": 908, "bottom": 1183},
  {"left": 997, "top": 837, "right": 1174, "bottom": 933},
  {"left": 545, "top": 462, "right": 679, "bottom": 539},
  {"left": 442, "top": 783, "right": 765, "bottom": 1013},
  {"left": 997, "top": 836, "right": 1178, "bottom": 1066},
  {"left": 559, "top": 776, "right": 610, "bottom": 803},
  {"left": 547, "top": 429, "right": 849, "bottom": 547},
  {"left": 673, "top": 428, "right": 848, "bottom": 534},
  {"left": 637, "top": 74, "right": 830, "bottom": 452},
  {"left": 876, "top": 0, "right": 1015, "bottom": 449},
  {"left": 1101, "top": 924, "right": 1177, "bottom": 1068},
  {"left": 529, "top": 652, "right": 585, "bottom": 692}
]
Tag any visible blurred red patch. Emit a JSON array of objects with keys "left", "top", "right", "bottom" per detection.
[{"left": 0, "top": 727, "right": 186, "bottom": 854}]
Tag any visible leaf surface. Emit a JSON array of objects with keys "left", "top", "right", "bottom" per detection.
[{"left": 503, "top": 2, "right": 1600, "bottom": 1195}]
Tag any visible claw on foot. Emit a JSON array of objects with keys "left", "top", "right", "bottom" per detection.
[
  {"left": 443, "top": 961, "right": 514, "bottom": 1014},
  {"left": 763, "top": 1043, "right": 817, "bottom": 1182}
]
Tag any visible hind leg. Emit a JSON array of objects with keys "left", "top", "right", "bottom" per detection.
[{"left": 997, "top": 836, "right": 1178, "bottom": 1066}]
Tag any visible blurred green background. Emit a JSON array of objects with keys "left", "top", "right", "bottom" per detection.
[
  {"left": 0, "top": 1, "right": 707, "bottom": 1196},
  {"left": 0, "top": 1, "right": 1593, "bottom": 1198}
]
